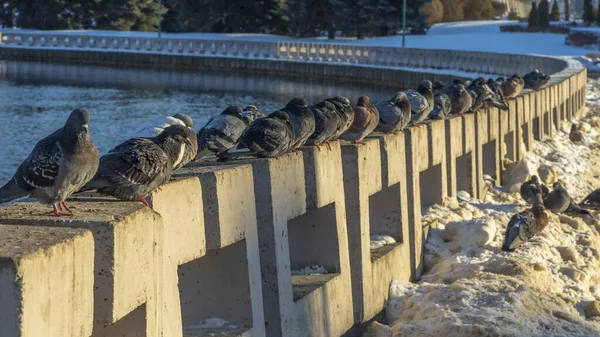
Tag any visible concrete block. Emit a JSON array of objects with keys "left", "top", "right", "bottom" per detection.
[
  {"left": 0, "top": 225, "right": 94, "bottom": 337},
  {"left": 0, "top": 200, "right": 164, "bottom": 336},
  {"left": 445, "top": 115, "right": 476, "bottom": 199}
]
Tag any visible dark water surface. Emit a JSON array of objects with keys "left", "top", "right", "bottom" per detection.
[{"left": 0, "top": 60, "right": 397, "bottom": 183}]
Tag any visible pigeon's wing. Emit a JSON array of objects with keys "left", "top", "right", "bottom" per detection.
[
  {"left": 19, "top": 129, "right": 63, "bottom": 189},
  {"left": 95, "top": 139, "right": 170, "bottom": 189},
  {"left": 407, "top": 91, "right": 428, "bottom": 114}
]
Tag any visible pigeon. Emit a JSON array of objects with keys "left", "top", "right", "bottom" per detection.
[
  {"left": 306, "top": 100, "right": 340, "bottom": 150},
  {"left": 523, "top": 69, "right": 550, "bottom": 91},
  {"left": 242, "top": 105, "right": 265, "bottom": 125},
  {"left": 580, "top": 188, "right": 600, "bottom": 211},
  {"left": 375, "top": 91, "right": 412, "bottom": 133},
  {"left": 487, "top": 78, "right": 505, "bottom": 103},
  {"left": 80, "top": 124, "right": 191, "bottom": 206},
  {"left": 407, "top": 80, "right": 434, "bottom": 126},
  {"left": 218, "top": 110, "right": 295, "bottom": 159},
  {"left": 340, "top": 95, "right": 380, "bottom": 144},
  {"left": 564, "top": 199, "right": 593, "bottom": 217},
  {"left": 428, "top": 93, "right": 451, "bottom": 120},
  {"left": 502, "top": 204, "right": 549, "bottom": 252},
  {"left": 447, "top": 84, "right": 472, "bottom": 115},
  {"left": 468, "top": 77, "right": 509, "bottom": 113},
  {"left": 519, "top": 175, "right": 545, "bottom": 205},
  {"left": 432, "top": 80, "right": 446, "bottom": 93},
  {"left": 543, "top": 181, "right": 571, "bottom": 213},
  {"left": 195, "top": 105, "right": 247, "bottom": 159},
  {"left": 569, "top": 123, "right": 585, "bottom": 144},
  {"left": 131, "top": 113, "right": 193, "bottom": 138},
  {"left": 326, "top": 96, "right": 355, "bottom": 140},
  {"left": 0, "top": 108, "right": 99, "bottom": 216},
  {"left": 285, "top": 98, "right": 316, "bottom": 149},
  {"left": 500, "top": 74, "right": 524, "bottom": 99}
]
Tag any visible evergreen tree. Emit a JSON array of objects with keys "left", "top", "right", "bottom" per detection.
[
  {"left": 584, "top": 0, "right": 595, "bottom": 26},
  {"left": 93, "top": 0, "right": 164, "bottom": 31},
  {"left": 528, "top": 2, "right": 539, "bottom": 28},
  {"left": 549, "top": 0, "right": 559, "bottom": 21},
  {"left": 538, "top": 0, "right": 550, "bottom": 29},
  {"left": 597, "top": 0, "right": 600, "bottom": 26},
  {"left": 564, "top": 0, "right": 569, "bottom": 21}
]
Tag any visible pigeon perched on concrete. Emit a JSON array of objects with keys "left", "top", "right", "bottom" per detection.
[
  {"left": 468, "top": 77, "right": 509, "bottom": 113},
  {"left": 502, "top": 204, "right": 549, "bottom": 252},
  {"left": 196, "top": 105, "right": 247, "bottom": 159},
  {"left": 306, "top": 100, "right": 340, "bottom": 150},
  {"left": 500, "top": 74, "right": 525, "bottom": 99},
  {"left": 375, "top": 91, "right": 412, "bottom": 133},
  {"left": 432, "top": 80, "right": 446, "bottom": 94},
  {"left": 80, "top": 124, "right": 191, "bottom": 206},
  {"left": 407, "top": 80, "right": 434, "bottom": 126},
  {"left": 580, "top": 188, "right": 600, "bottom": 211},
  {"left": 340, "top": 95, "right": 379, "bottom": 144},
  {"left": 284, "top": 98, "right": 315, "bottom": 149},
  {"left": 543, "top": 181, "right": 571, "bottom": 213},
  {"left": 429, "top": 93, "right": 451, "bottom": 120},
  {"left": 242, "top": 105, "right": 265, "bottom": 125},
  {"left": 520, "top": 175, "right": 545, "bottom": 205},
  {"left": 0, "top": 108, "right": 99, "bottom": 216},
  {"left": 131, "top": 113, "right": 193, "bottom": 138},
  {"left": 523, "top": 69, "right": 550, "bottom": 91},
  {"left": 447, "top": 84, "right": 473, "bottom": 115},
  {"left": 326, "top": 96, "right": 355, "bottom": 140}
]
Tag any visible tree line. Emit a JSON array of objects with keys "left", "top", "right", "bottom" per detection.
[{"left": 0, "top": 0, "right": 506, "bottom": 38}]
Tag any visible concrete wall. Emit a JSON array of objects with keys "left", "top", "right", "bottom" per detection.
[{"left": 0, "top": 31, "right": 587, "bottom": 337}]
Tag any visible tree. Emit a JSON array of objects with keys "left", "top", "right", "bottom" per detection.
[
  {"left": 538, "top": 0, "right": 550, "bottom": 29},
  {"left": 419, "top": 0, "right": 444, "bottom": 26},
  {"left": 463, "top": 0, "right": 495, "bottom": 20},
  {"left": 528, "top": 2, "right": 539, "bottom": 28},
  {"left": 442, "top": 0, "right": 465, "bottom": 22},
  {"left": 550, "top": 0, "right": 559, "bottom": 21},
  {"left": 491, "top": 2, "right": 507, "bottom": 18},
  {"left": 508, "top": 10, "right": 519, "bottom": 20},
  {"left": 564, "top": 0, "right": 569, "bottom": 21},
  {"left": 597, "top": 0, "right": 600, "bottom": 26},
  {"left": 584, "top": 0, "right": 595, "bottom": 26}
]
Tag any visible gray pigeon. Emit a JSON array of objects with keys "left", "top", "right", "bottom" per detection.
[
  {"left": 543, "top": 181, "right": 571, "bottom": 213},
  {"left": 195, "top": 105, "right": 247, "bottom": 159},
  {"left": 468, "top": 78, "right": 509, "bottom": 113},
  {"left": 242, "top": 105, "right": 265, "bottom": 125},
  {"left": 218, "top": 110, "right": 295, "bottom": 159},
  {"left": 340, "top": 95, "right": 379, "bottom": 144},
  {"left": 580, "top": 188, "right": 600, "bottom": 211},
  {"left": 375, "top": 91, "right": 412, "bottom": 133},
  {"left": 326, "top": 96, "right": 355, "bottom": 140},
  {"left": 447, "top": 84, "right": 472, "bottom": 115},
  {"left": 502, "top": 204, "right": 548, "bottom": 252},
  {"left": 501, "top": 74, "right": 524, "bottom": 99},
  {"left": 428, "top": 93, "right": 451, "bottom": 120},
  {"left": 519, "top": 175, "right": 544, "bottom": 205},
  {"left": 80, "top": 124, "right": 192, "bottom": 206},
  {"left": 523, "top": 69, "right": 550, "bottom": 91},
  {"left": 285, "top": 98, "right": 316, "bottom": 149},
  {"left": 0, "top": 108, "right": 99, "bottom": 216},
  {"left": 407, "top": 80, "right": 434, "bottom": 126},
  {"left": 307, "top": 100, "right": 340, "bottom": 150},
  {"left": 131, "top": 113, "right": 193, "bottom": 138}
]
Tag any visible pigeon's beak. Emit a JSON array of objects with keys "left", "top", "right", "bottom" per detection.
[{"left": 502, "top": 225, "right": 523, "bottom": 252}]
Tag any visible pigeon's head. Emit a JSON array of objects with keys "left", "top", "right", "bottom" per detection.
[
  {"left": 287, "top": 98, "right": 308, "bottom": 108},
  {"left": 532, "top": 69, "right": 540, "bottom": 73},
  {"left": 496, "top": 77, "right": 505, "bottom": 83},
  {"left": 530, "top": 175, "right": 540, "bottom": 184},
  {"left": 571, "top": 123, "right": 579, "bottom": 132},
  {"left": 269, "top": 110, "right": 291, "bottom": 123},
  {"left": 157, "top": 124, "right": 193, "bottom": 163},
  {"left": 244, "top": 105, "right": 259, "bottom": 112},
  {"left": 552, "top": 181, "right": 564, "bottom": 191},
  {"left": 333, "top": 96, "right": 351, "bottom": 106},
  {"left": 172, "top": 113, "right": 193, "bottom": 128},
  {"left": 452, "top": 79, "right": 465, "bottom": 85},
  {"left": 357, "top": 95, "right": 370, "bottom": 106},
  {"left": 223, "top": 105, "right": 244, "bottom": 117},
  {"left": 66, "top": 108, "right": 91, "bottom": 130},
  {"left": 455, "top": 84, "right": 467, "bottom": 95},
  {"left": 418, "top": 80, "right": 433, "bottom": 91},
  {"left": 432, "top": 80, "right": 445, "bottom": 91},
  {"left": 473, "top": 77, "right": 486, "bottom": 86},
  {"left": 392, "top": 91, "right": 408, "bottom": 105}
]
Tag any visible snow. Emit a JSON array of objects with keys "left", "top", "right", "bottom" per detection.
[
  {"left": 371, "top": 235, "right": 397, "bottom": 250},
  {"left": 185, "top": 317, "right": 239, "bottom": 330},
  {"left": 291, "top": 265, "right": 329, "bottom": 275},
  {"left": 368, "top": 78, "right": 600, "bottom": 337}
]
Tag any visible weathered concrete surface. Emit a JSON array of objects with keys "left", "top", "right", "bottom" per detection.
[{"left": 0, "top": 225, "right": 94, "bottom": 337}]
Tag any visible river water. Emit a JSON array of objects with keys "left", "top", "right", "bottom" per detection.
[{"left": 0, "top": 60, "right": 397, "bottom": 183}]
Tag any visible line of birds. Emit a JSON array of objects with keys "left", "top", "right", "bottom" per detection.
[
  {"left": 0, "top": 69, "right": 550, "bottom": 216},
  {"left": 503, "top": 175, "right": 599, "bottom": 252}
]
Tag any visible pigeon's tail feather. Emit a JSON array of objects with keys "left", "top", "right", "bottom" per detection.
[
  {"left": 0, "top": 178, "right": 28, "bottom": 204},
  {"left": 217, "top": 143, "right": 256, "bottom": 159},
  {"left": 194, "top": 147, "right": 216, "bottom": 161},
  {"left": 488, "top": 98, "right": 509, "bottom": 111},
  {"left": 76, "top": 178, "right": 107, "bottom": 194}
]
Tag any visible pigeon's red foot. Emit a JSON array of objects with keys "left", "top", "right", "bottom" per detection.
[
  {"left": 326, "top": 141, "right": 332, "bottom": 151},
  {"left": 351, "top": 140, "right": 366, "bottom": 145},
  {"left": 139, "top": 198, "right": 150, "bottom": 207},
  {"left": 59, "top": 200, "right": 73, "bottom": 214},
  {"left": 154, "top": 186, "right": 163, "bottom": 193},
  {"left": 47, "top": 204, "right": 73, "bottom": 217},
  {"left": 169, "top": 178, "right": 176, "bottom": 182},
  {"left": 316, "top": 144, "right": 321, "bottom": 151}
]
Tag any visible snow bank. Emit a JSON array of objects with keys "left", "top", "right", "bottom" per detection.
[
  {"left": 371, "top": 235, "right": 397, "bottom": 250},
  {"left": 369, "top": 79, "right": 600, "bottom": 337},
  {"left": 291, "top": 265, "right": 328, "bottom": 275},
  {"left": 186, "top": 317, "right": 239, "bottom": 330}
]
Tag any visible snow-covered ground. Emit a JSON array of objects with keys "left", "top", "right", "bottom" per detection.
[{"left": 366, "top": 79, "right": 600, "bottom": 337}]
